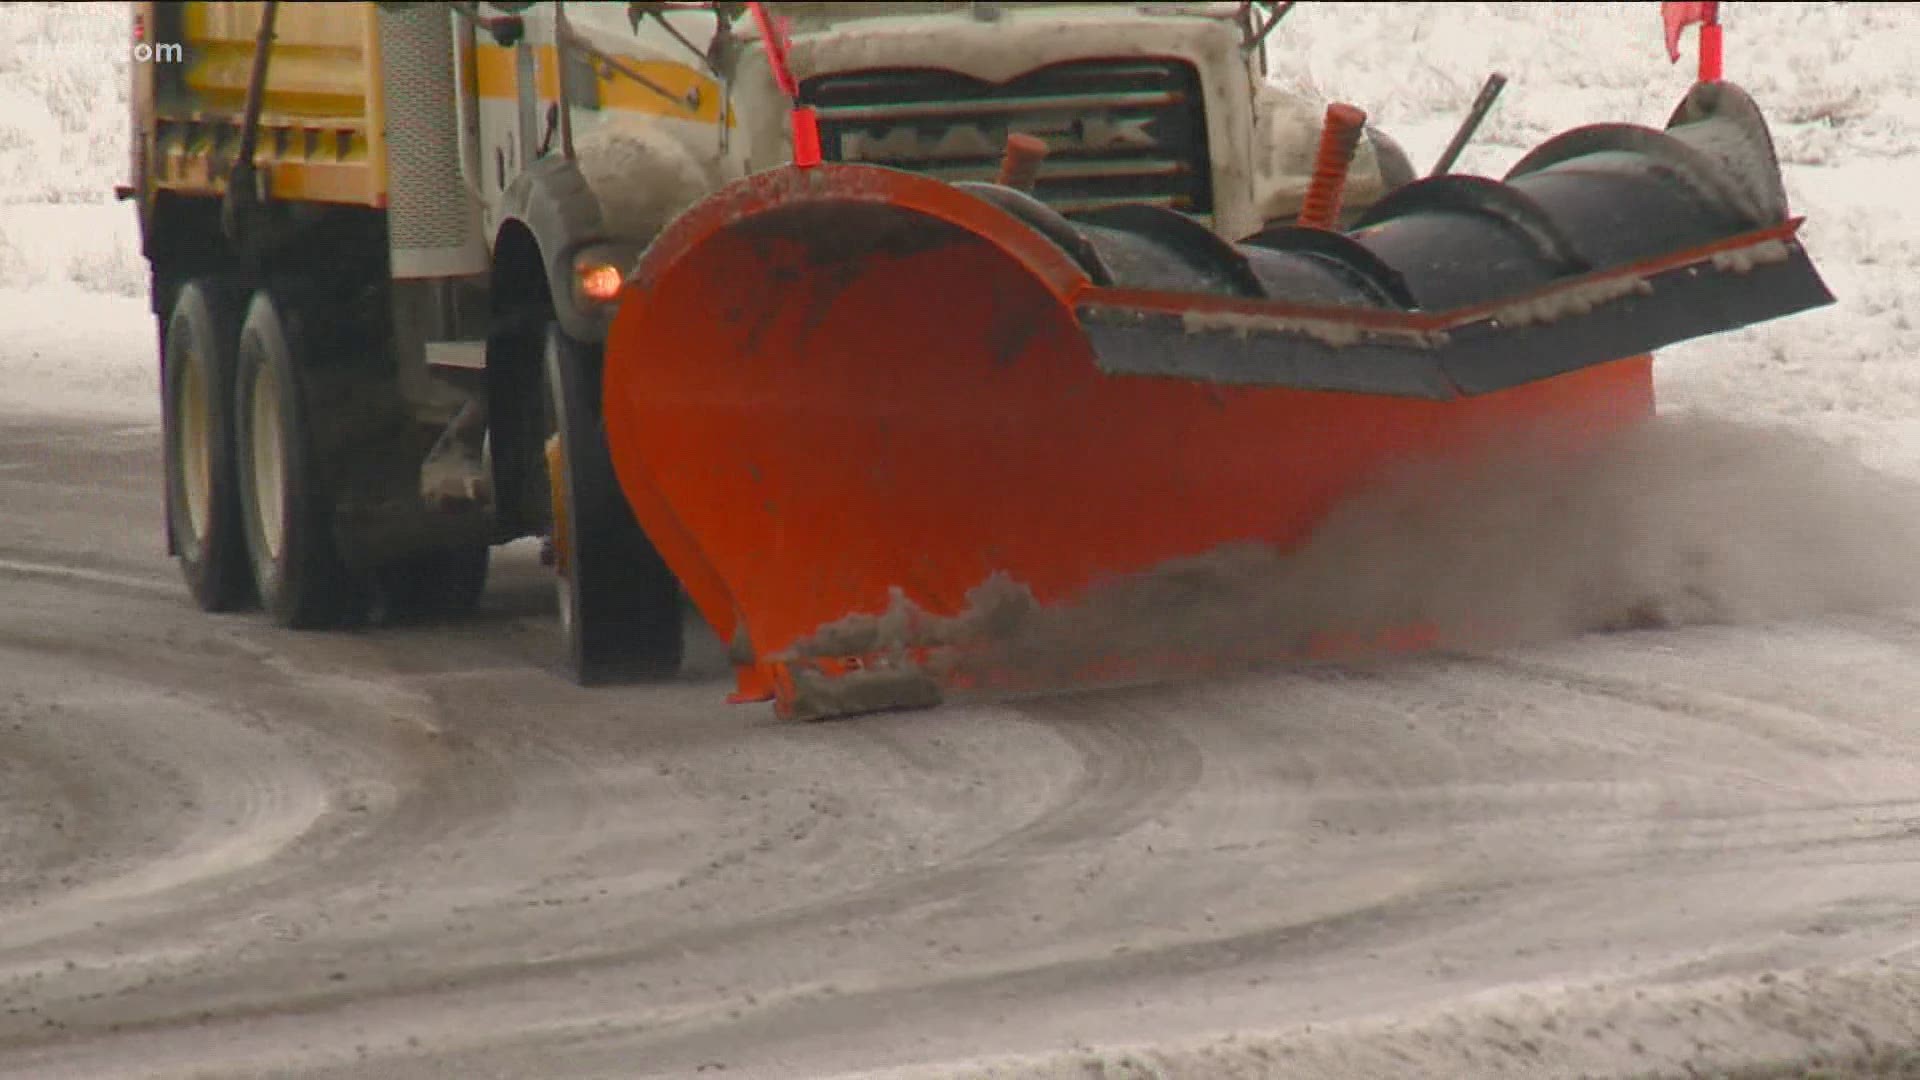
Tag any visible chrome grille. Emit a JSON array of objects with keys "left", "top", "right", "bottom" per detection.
[{"left": 801, "top": 59, "right": 1214, "bottom": 219}]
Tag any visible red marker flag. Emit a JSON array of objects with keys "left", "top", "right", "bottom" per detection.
[{"left": 1662, "top": 1, "right": 1724, "bottom": 83}]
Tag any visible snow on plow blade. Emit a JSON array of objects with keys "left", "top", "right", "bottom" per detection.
[{"left": 602, "top": 82, "right": 1832, "bottom": 720}]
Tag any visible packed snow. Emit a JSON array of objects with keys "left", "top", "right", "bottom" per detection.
[
  {"left": 0, "top": 2, "right": 152, "bottom": 420},
  {"left": 1, "top": 5, "right": 1918, "bottom": 1079}
]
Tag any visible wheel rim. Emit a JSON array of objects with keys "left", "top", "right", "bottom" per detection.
[
  {"left": 178, "top": 345, "right": 214, "bottom": 543},
  {"left": 249, "top": 360, "right": 287, "bottom": 564}
]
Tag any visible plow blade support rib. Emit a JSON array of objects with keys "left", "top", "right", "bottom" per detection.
[{"left": 603, "top": 81, "right": 1833, "bottom": 719}]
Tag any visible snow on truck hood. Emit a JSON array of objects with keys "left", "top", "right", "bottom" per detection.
[
  {"left": 744, "top": 3, "right": 1244, "bottom": 34},
  {"left": 737, "top": 4, "right": 1249, "bottom": 85}
]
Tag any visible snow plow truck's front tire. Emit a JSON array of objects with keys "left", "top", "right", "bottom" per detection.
[
  {"left": 162, "top": 279, "right": 254, "bottom": 612},
  {"left": 541, "top": 325, "right": 682, "bottom": 684},
  {"left": 232, "top": 290, "right": 372, "bottom": 630}
]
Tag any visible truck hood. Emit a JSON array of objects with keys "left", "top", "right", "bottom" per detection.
[{"left": 741, "top": 5, "right": 1246, "bottom": 86}]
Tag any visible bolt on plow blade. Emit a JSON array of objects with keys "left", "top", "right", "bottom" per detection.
[{"left": 603, "top": 81, "right": 1832, "bottom": 720}]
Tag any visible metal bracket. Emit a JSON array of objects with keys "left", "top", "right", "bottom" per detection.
[
  {"left": 1239, "top": 1, "right": 1295, "bottom": 58},
  {"left": 221, "top": 0, "right": 280, "bottom": 249}
]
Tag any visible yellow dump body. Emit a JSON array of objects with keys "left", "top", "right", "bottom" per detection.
[{"left": 140, "top": 1, "right": 387, "bottom": 207}]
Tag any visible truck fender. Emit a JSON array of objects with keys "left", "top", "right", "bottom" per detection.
[
  {"left": 494, "top": 125, "right": 722, "bottom": 343},
  {"left": 493, "top": 156, "right": 618, "bottom": 342},
  {"left": 571, "top": 118, "right": 723, "bottom": 249}
]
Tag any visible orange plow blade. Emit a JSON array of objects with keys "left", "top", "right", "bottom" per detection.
[{"left": 603, "top": 82, "right": 1832, "bottom": 719}]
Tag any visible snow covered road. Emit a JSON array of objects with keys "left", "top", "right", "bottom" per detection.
[
  {"left": 3, "top": 2, "right": 1919, "bottom": 1077},
  {"left": 1, "top": 416, "right": 1919, "bottom": 1079}
]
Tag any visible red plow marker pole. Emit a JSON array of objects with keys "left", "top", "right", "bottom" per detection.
[
  {"left": 1296, "top": 103, "right": 1368, "bottom": 230},
  {"left": 1663, "top": 1, "right": 1724, "bottom": 83},
  {"left": 747, "top": 1, "right": 821, "bottom": 168},
  {"left": 1699, "top": 17, "right": 1724, "bottom": 83}
]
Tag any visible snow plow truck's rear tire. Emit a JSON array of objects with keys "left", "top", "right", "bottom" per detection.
[
  {"left": 542, "top": 325, "right": 682, "bottom": 683},
  {"left": 162, "top": 279, "right": 254, "bottom": 612},
  {"left": 232, "top": 290, "right": 371, "bottom": 630}
]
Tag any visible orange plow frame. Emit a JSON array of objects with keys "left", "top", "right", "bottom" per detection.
[{"left": 601, "top": 165, "right": 1663, "bottom": 719}]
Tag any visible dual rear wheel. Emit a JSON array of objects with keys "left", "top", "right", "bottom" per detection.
[
  {"left": 162, "top": 282, "right": 488, "bottom": 629},
  {"left": 160, "top": 278, "right": 681, "bottom": 681},
  {"left": 231, "top": 289, "right": 374, "bottom": 627}
]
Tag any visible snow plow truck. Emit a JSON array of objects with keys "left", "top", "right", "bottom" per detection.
[{"left": 130, "top": 1, "right": 1832, "bottom": 719}]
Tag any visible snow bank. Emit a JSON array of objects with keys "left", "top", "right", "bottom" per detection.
[
  {"left": 0, "top": 3, "right": 152, "bottom": 419},
  {"left": 1267, "top": 2, "right": 1920, "bottom": 477},
  {"left": 1265, "top": 2, "right": 1918, "bottom": 172},
  {"left": 0, "top": 284, "right": 157, "bottom": 421},
  {"left": 0, "top": 2, "right": 131, "bottom": 205}
]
